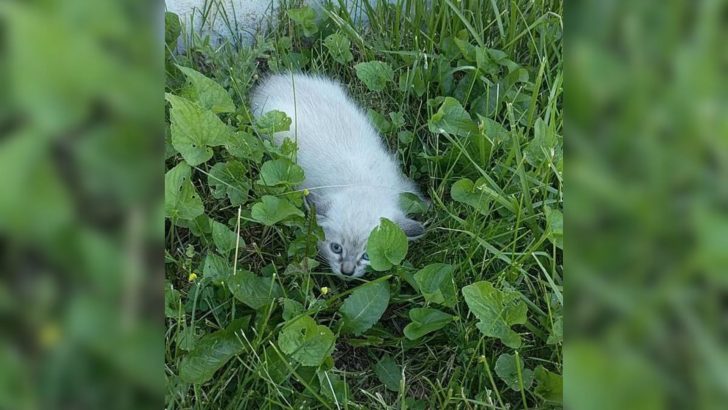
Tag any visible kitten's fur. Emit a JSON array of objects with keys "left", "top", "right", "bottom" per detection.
[{"left": 251, "top": 73, "right": 424, "bottom": 277}]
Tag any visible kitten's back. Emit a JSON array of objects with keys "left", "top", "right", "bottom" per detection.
[{"left": 251, "top": 73, "right": 410, "bottom": 193}]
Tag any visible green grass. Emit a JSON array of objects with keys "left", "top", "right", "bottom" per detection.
[{"left": 164, "top": 0, "right": 562, "bottom": 408}]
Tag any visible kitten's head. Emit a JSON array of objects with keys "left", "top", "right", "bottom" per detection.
[{"left": 309, "top": 189, "right": 424, "bottom": 278}]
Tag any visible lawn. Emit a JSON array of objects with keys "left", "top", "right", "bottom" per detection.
[{"left": 164, "top": 0, "right": 563, "bottom": 408}]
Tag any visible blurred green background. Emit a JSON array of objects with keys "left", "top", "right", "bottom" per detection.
[
  {"left": 567, "top": 0, "right": 728, "bottom": 408},
  {"left": 0, "top": 0, "right": 726, "bottom": 408},
  {"left": 0, "top": 1, "right": 162, "bottom": 409}
]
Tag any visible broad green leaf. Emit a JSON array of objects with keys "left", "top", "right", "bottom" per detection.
[
  {"left": 227, "top": 270, "right": 282, "bottom": 309},
  {"left": 257, "top": 158, "right": 305, "bottom": 187},
  {"left": 166, "top": 93, "right": 231, "bottom": 166},
  {"left": 487, "top": 48, "right": 509, "bottom": 64},
  {"left": 251, "top": 195, "right": 304, "bottom": 226},
  {"left": 201, "top": 251, "right": 228, "bottom": 280},
  {"left": 398, "top": 130, "right": 414, "bottom": 145},
  {"left": 179, "top": 317, "right": 249, "bottom": 384},
  {"left": 346, "top": 335, "right": 384, "bottom": 347},
  {"left": 287, "top": 6, "right": 318, "bottom": 37},
  {"left": 165, "top": 162, "right": 204, "bottom": 220},
  {"left": 475, "top": 46, "right": 499, "bottom": 75},
  {"left": 203, "top": 252, "right": 230, "bottom": 284},
  {"left": 545, "top": 206, "right": 563, "bottom": 249},
  {"left": 283, "top": 257, "right": 320, "bottom": 275},
  {"left": 354, "top": 61, "right": 394, "bottom": 92},
  {"left": 534, "top": 366, "right": 563, "bottom": 403},
  {"left": 457, "top": 120, "right": 494, "bottom": 167},
  {"left": 389, "top": 111, "right": 405, "bottom": 129},
  {"left": 165, "top": 284, "right": 181, "bottom": 318},
  {"left": 176, "top": 65, "right": 235, "bottom": 113},
  {"left": 367, "top": 218, "right": 408, "bottom": 271},
  {"left": 450, "top": 178, "right": 489, "bottom": 215},
  {"left": 264, "top": 137, "right": 298, "bottom": 160},
  {"left": 439, "top": 36, "right": 462, "bottom": 59},
  {"left": 277, "top": 36, "right": 292, "bottom": 50},
  {"left": 428, "top": 97, "right": 479, "bottom": 137},
  {"left": 367, "top": 108, "right": 392, "bottom": 133},
  {"left": 413, "top": 264, "right": 457, "bottom": 307},
  {"left": 524, "top": 118, "right": 558, "bottom": 166},
  {"left": 505, "top": 67, "right": 529, "bottom": 88},
  {"left": 282, "top": 298, "right": 304, "bottom": 321},
  {"left": 295, "top": 363, "right": 323, "bottom": 390},
  {"left": 225, "top": 131, "right": 264, "bottom": 162},
  {"left": 324, "top": 32, "right": 353, "bottom": 64},
  {"left": 399, "top": 65, "right": 427, "bottom": 96},
  {"left": 207, "top": 161, "right": 250, "bottom": 206},
  {"left": 255, "top": 110, "right": 292, "bottom": 134},
  {"left": 261, "top": 346, "right": 291, "bottom": 384},
  {"left": 211, "top": 220, "right": 242, "bottom": 256},
  {"left": 398, "top": 66, "right": 426, "bottom": 97},
  {"left": 403, "top": 307, "right": 455, "bottom": 340},
  {"left": 318, "top": 370, "right": 350, "bottom": 403},
  {"left": 165, "top": 12, "right": 181, "bottom": 46},
  {"left": 399, "top": 192, "right": 427, "bottom": 215},
  {"left": 453, "top": 37, "right": 476, "bottom": 62},
  {"left": 176, "top": 326, "right": 196, "bottom": 351},
  {"left": 339, "top": 281, "right": 390, "bottom": 335},
  {"left": 547, "top": 316, "right": 563, "bottom": 345},
  {"left": 478, "top": 115, "right": 510, "bottom": 144},
  {"left": 462, "top": 281, "right": 527, "bottom": 348},
  {"left": 278, "top": 315, "right": 335, "bottom": 366},
  {"left": 494, "top": 353, "right": 534, "bottom": 391},
  {"left": 177, "top": 214, "right": 211, "bottom": 237},
  {"left": 374, "top": 354, "right": 401, "bottom": 392}
]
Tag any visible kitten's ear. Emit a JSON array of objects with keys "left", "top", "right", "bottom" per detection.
[{"left": 397, "top": 217, "right": 425, "bottom": 240}]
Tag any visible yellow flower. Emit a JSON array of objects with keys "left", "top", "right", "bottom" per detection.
[
  {"left": 188, "top": 272, "right": 198, "bottom": 282},
  {"left": 303, "top": 188, "right": 310, "bottom": 196},
  {"left": 320, "top": 287, "right": 329, "bottom": 295}
]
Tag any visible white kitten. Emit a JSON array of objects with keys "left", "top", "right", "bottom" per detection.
[{"left": 251, "top": 73, "right": 424, "bottom": 277}]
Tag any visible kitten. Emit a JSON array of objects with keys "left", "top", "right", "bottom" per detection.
[{"left": 251, "top": 73, "right": 425, "bottom": 277}]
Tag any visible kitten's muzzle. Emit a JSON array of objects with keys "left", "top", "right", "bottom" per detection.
[{"left": 340, "top": 261, "right": 356, "bottom": 275}]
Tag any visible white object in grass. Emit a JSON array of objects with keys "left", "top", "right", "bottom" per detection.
[
  {"left": 165, "top": 0, "right": 383, "bottom": 48},
  {"left": 251, "top": 73, "right": 425, "bottom": 278}
]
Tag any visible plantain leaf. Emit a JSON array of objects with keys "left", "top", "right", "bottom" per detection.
[
  {"left": 366, "top": 218, "right": 408, "bottom": 271},
  {"left": 251, "top": 195, "right": 304, "bottom": 226},
  {"left": 374, "top": 354, "right": 401, "bottom": 392},
  {"left": 413, "top": 263, "right": 457, "bottom": 307},
  {"left": 227, "top": 270, "right": 281, "bottom": 309},
  {"left": 494, "top": 353, "right": 534, "bottom": 391},
  {"left": 428, "top": 97, "right": 479, "bottom": 137},
  {"left": 278, "top": 315, "right": 335, "bottom": 366},
  {"left": 339, "top": 281, "right": 390, "bottom": 335},
  {"left": 451, "top": 178, "right": 489, "bottom": 215},
  {"left": 179, "top": 317, "right": 249, "bottom": 384},
  {"left": 257, "top": 158, "right": 305, "bottom": 187},
  {"left": 165, "top": 162, "right": 204, "bottom": 220},
  {"left": 403, "top": 307, "right": 455, "bottom": 340}
]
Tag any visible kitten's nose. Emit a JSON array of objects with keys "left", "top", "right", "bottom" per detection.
[{"left": 340, "top": 262, "right": 355, "bottom": 275}]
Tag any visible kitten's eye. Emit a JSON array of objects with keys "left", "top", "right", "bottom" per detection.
[
  {"left": 361, "top": 252, "right": 369, "bottom": 261},
  {"left": 330, "top": 243, "right": 343, "bottom": 254}
]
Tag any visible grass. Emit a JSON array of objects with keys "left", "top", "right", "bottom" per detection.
[{"left": 164, "top": 0, "right": 563, "bottom": 408}]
